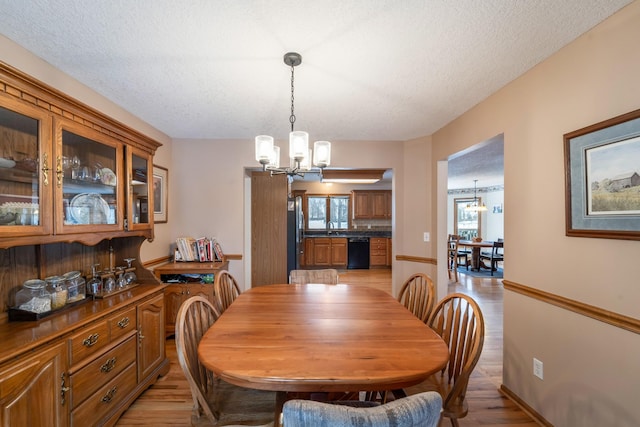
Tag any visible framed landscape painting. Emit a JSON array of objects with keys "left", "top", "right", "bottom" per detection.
[
  {"left": 153, "top": 165, "right": 168, "bottom": 223},
  {"left": 564, "top": 108, "right": 640, "bottom": 240}
]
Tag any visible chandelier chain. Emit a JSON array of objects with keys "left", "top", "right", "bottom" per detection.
[{"left": 289, "top": 62, "right": 296, "bottom": 132}]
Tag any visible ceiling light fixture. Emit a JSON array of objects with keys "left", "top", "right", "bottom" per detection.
[
  {"left": 255, "top": 52, "right": 331, "bottom": 178},
  {"left": 466, "top": 179, "right": 488, "bottom": 211}
]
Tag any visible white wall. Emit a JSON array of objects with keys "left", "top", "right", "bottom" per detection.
[{"left": 432, "top": 3, "right": 640, "bottom": 425}]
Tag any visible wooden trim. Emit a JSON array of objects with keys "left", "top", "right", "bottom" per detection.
[
  {"left": 225, "top": 253, "right": 243, "bottom": 260},
  {"left": 500, "top": 385, "right": 553, "bottom": 427},
  {"left": 503, "top": 280, "right": 640, "bottom": 335},
  {"left": 395, "top": 254, "right": 436, "bottom": 265},
  {"left": 142, "top": 256, "right": 171, "bottom": 269}
]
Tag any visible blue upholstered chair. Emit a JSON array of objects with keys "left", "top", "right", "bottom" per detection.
[{"left": 282, "top": 391, "right": 442, "bottom": 427}]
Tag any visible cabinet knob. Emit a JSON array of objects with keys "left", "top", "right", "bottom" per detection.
[
  {"left": 117, "top": 317, "right": 130, "bottom": 329},
  {"left": 100, "top": 357, "right": 117, "bottom": 373},
  {"left": 101, "top": 386, "right": 117, "bottom": 403},
  {"left": 60, "top": 373, "right": 70, "bottom": 406}
]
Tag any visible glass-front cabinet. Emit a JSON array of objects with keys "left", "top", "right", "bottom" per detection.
[
  {"left": 126, "top": 146, "right": 153, "bottom": 231},
  {"left": 55, "top": 118, "right": 123, "bottom": 234},
  {"left": 0, "top": 102, "right": 53, "bottom": 237}
]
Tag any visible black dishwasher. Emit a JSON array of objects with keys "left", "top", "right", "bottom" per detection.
[{"left": 347, "top": 237, "right": 370, "bottom": 269}]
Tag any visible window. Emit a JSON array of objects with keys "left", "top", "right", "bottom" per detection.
[
  {"left": 454, "top": 197, "right": 482, "bottom": 240},
  {"left": 307, "top": 195, "right": 350, "bottom": 230}
]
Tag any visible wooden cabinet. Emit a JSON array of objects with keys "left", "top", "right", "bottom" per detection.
[
  {"left": 352, "top": 190, "right": 391, "bottom": 219},
  {"left": 370, "top": 237, "right": 391, "bottom": 268},
  {"left": 0, "top": 62, "right": 160, "bottom": 249},
  {"left": 154, "top": 261, "right": 228, "bottom": 336},
  {"left": 303, "top": 237, "right": 347, "bottom": 267},
  {"left": 0, "top": 286, "right": 168, "bottom": 427},
  {"left": 0, "top": 341, "right": 68, "bottom": 427}
]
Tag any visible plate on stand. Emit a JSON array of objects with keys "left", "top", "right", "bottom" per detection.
[{"left": 69, "top": 193, "right": 110, "bottom": 224}]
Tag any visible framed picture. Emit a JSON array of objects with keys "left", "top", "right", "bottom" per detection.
[
  {"left": 153, "top": 164, "right": 168, "bottom": 223},
  {"left": 564, "top": 108, "right": 640, "bottom": 240}
]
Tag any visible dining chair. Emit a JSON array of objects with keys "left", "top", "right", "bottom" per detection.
[
  {"left": 282, "top": 391, "right": 442, "bottom": 427},
  {"left": 397, "top": 273, "right": 436, "bottom": 323},
  {"left": 426, "top": 293, "right": 485, "bottom": 427},
  {"left": 447, "top": 235, "right": 469, "bottom": 282},
  {"left": 288, "top": 268, "right": 339, "bottom": 285},
  {"left": 175, "top": 296, "right": 276, "bottom": 426},
  {"left": 213, "top": 269, "right": 241, "bottom": 313},
  {"left": 479, "top": 241, "right": 504, "bottom": 276}
]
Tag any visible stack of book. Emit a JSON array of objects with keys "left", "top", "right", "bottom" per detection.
[{"left": 175, "top": 236, "right": 224, "bottom": 262}]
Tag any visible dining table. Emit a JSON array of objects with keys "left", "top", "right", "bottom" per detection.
[
  {"left": 459, "top": 239, "right": 495, "bottom": 271},
  {"left": 198, "top": 283, "right": 449, "bottom": 425}
]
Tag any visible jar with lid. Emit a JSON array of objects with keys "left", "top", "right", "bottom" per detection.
[
  {"left": 45, "top": 275, "right": 68, "bottom": 310},
  {"left": 63, "top": 271, "right": 86, "bottom": 303},
  {"left": 15, "top": 279, "right": 51, "bottom": 313}
]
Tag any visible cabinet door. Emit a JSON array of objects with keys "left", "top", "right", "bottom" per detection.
[
  {"left": 0, "top": 101, "right": 54, "bottom": 237},
  {"left": 352, "top": 191, "right": 371, "bottom": 219},
  {"left": 137, "top": 293, "right": 165, "bottom": 380},
  {"left": 54, "top": 117, "right": 124, "bottom": 234},
  {"left": 126, "top": 146, "right": 153, "bottom": 231},
  {"left": 331, "top": 238, "right": 348, "bottom": 266},
  {"left": 313, "top": 238, "right": 331, "bottom": 266},
  {"left": 0, "top": 341, "right": 68, "bottom": 427},
  {"left": 371, "top": 191, "right": 389, "bottom": 218},
  {"left": 303, "top": 238, "right": 314, "bottom": 267},
  {"left": 163, "top": 285, "right": 185, "bottom": 336}
]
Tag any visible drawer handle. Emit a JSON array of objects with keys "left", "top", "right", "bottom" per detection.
[
  {"left": 100, "top": 357, "right": 117, "bottom": 373},
  {"left": 101, "top": 386, "right": 117, "bottom": 403},
  {"left": 117, "top": 317, "right": 130, "bottom": 329},
  {"left": 61, "top": 373, "right": 70, "bottom": 406},
  {"left": 83, "top": 333, "right": 100, "bottom": 347}
]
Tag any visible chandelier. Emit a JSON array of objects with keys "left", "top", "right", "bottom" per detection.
[
  {"left": 255, "top": 52, "right": 331, "bottom": 177},
  {"left": 466, "top": 179, "right": 488, "bottom": 211}
]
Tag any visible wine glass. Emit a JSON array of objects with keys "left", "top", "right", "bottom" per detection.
[
  {"left": 115, "top": 267, "right": 127, "bottom": 289},
  {"left": 123, "top": 258, "right": 137, "bottom": 285},
  {"left": 102, "top": 269, "right": 116, "bottom": 293},
  {"left": 87, "top": 263, "right": 102, "bottom": 294}
]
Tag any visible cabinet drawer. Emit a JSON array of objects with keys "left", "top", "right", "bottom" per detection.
[
  {"left": 71, "top": 362, "right": 137, "bottom": 427},
  {"left": 109, "top": 307, "right": 137, "bottom": 341},
  {"left": 370, "top": 255, "right": 387, "bottom": 266},
  {"left": 69, "top": 321, "right": 110, "bottom": 365},
  {"left": 70, "top": 335, "right": 137, "bottom": 408}
]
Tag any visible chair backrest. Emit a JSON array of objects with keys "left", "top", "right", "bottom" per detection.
[
  {"left": 175, "top": 296, "right": 221, "bottom": 423},
  {"left": 214, "top": 270, "right": 241, "bottom": 313},
  {"left": 427, "top": 293, "right": 485, "bottom": 421},
  {"left": 492, "top": 240, "right": 504, "bottom": 256},
  {"left": 289, "top": 269, "right": 339, "bottom": 285},
  {"left": 282, "top": 391, "right": 442, "bottom": 427},
  {"left": 397, "top": 273, "right": 435, "bottom": 323},
  {"left": 447, "top": 234, "right": 460, "bottom": 257}
]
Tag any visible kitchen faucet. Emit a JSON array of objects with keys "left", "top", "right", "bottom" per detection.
[{"left": 326, "top": 220, "right": 335, "bottom": 234}]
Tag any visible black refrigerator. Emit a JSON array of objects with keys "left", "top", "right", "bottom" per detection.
[{"left": 286, "top": 196, "right": 304, "bottom": 278}]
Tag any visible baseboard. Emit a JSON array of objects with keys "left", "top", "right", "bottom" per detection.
[{"left": 500, "top": 384, "right": 553, "bottom": 426}]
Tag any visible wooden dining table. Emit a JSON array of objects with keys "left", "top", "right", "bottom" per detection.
[
  {"left": 198, "top": 283, "right": 449, "bottom": 424},
  {"left": 459, "top": 239, "right": 494, "bottom": 271}
]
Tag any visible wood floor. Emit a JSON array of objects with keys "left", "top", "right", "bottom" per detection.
[{"left": 116, "top": 269, "right": 541, "bottom": 426}]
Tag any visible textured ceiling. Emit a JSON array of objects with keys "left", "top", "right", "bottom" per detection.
[{"left": 0, "top": 1, "right": 631, "bottom": 187}]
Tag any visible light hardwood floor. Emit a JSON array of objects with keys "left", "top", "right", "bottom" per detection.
[{"left": 116, "top": 269, "right": 540, "bottom": 426}]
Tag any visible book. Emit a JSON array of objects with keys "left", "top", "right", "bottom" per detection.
[{"left": 212, "top": 239, "right": 225, "bottom": 261}]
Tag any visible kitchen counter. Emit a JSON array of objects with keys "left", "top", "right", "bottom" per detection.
[{"left": 304, "top": 230, "right": 391, "bottom": 238}]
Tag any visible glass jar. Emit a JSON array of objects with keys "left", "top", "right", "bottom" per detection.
[
  {"left": 63, "top": 271, "right": 86, "bottom": 303},
  {"left": 15, "top": 279, "right": 51, "bottom": 313},
  {"left": 45, "top": 275, "right": 68, "bottom": 310}
]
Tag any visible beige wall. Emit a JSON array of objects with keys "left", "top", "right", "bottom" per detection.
[{"left": 431, "top": 3, "right": 640, "bottom": 425}]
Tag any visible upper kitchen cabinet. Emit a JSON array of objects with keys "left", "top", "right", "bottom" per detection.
[
  {"left": 352, "top": 190, "right": 391, "bottom": 219},
  {"left": 0, "top": 62, "right": 161, "bottom": 248}
]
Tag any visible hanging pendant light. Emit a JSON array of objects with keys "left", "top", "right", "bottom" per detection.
[
  {"left": 466, "top": 179, "right": 488, "bottom": 211},
  {"left": 255, "top": 52, "right": 331, "bottom": 177}
]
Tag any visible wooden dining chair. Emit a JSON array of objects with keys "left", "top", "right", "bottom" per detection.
[
  {"left": 397, "top": 273, "right": 436, "bottom": 323},
  {"left": 213, "top": 270, "right": 241, "bottom": 313},
  {"left": 175, "top": 296, "right": 276, "bottom": 426},
  {"left": 447, "top": 235, "right": 469, "bottom": 282},
  {"left": 479, "top": 240, "right": 504, "bottom": 275},
  {"left": 426, "top": 293, "right": 485, "bottom": 427},
  {"left": 288, "top": 269, "right": 339, "bottom": 285},
  {"left": 282, "top": 391, "right": 442, "bottom": 427}
]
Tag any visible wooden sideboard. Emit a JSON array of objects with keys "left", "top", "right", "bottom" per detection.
[{"left": 154, "top": 260, "right": 229, "bottom": 336}]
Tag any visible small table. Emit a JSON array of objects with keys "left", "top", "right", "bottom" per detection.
[
  {"left": 459, "top": 240, "right": 494, "bottom": 271},
  {"left": 198, "top": 284, "right": 449, "bottom": 424}
]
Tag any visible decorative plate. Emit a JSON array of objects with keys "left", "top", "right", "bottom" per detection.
[
  {"left": 100, "top": 168, "right": 117, "bottom": 186},
  {"left": 69, "top": 193, "right": 110, "bottom": 224}
]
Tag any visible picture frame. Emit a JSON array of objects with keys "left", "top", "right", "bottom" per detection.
[
  {"left": 564, "top": 108, "right": 640, "bottom": 240},
  {"left": 153, "top": 164, "right": 168, "bottom": 223}
]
